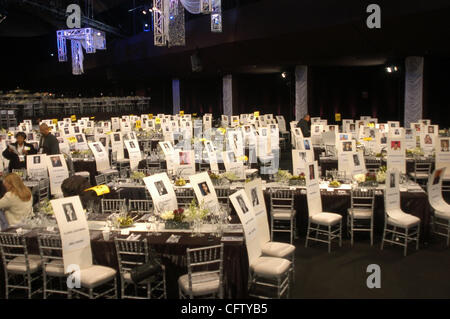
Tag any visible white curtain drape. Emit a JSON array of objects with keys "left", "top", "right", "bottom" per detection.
[
  {"left": 404, "top": 56, "right": 424, "bottom": 127},
  {"left": 223, "top": 74, "right": 233, "bottom": 116},
  {"left": 180, "top": 0, "right": 220, "bottom": 14},
  {"left": 295, "top": 65, "right": 308, "bottom": 121},
  {"left": 172, "top": 79, "right": 181, "bottom": 114}
]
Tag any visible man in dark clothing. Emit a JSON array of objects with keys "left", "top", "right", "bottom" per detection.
[
  {"left": 2, "top": 132, "right": 38, "bottom": 172},
  {"left": 296, "top": 114, "right": 311, "bottom": 137},
  {"left": 39, "top": 123, "right": 60, "bottom": 155}
]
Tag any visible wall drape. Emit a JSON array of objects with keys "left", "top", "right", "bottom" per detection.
[{"left": 404, "top": 56, "right": 424, "bottom": 128}]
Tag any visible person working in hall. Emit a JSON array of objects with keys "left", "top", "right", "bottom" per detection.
[
  {"left": 2, "top": 132, "right": 37, "bottom": 172},
  {"left": 296, "top": 114, "right": 311, "bottom": 137},
  {"left": 39, "top": 123, "right": 60, "bottom": 155}
]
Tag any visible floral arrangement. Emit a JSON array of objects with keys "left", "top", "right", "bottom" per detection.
[
  {"left": 208, "top": 171, "right": 221, "bottom": 180},
  {"left": 161, "top": 207, "right": 185, "bottom": 222},
  {"left": 40, "top": 198, "right": 54, "bottom": 215},
  {"left": 221, "top": 171, "right": 240, "bottom": 181},
  {"left": 131, "top": 171, "right": 146, "bottom": 180},
  {"left": 175, "top": 177, "right": 187, "bottom": 186},
  {"left": 290, "top": 173, "right": 306, "bottom": 180},
  {"left": 329, "top": 180, "right": 341, "bottom": 188},
  {"left": 353, "top": 174, "right": 366, "bottom": 183},
  {"left": 184, "top": 199, "right": 209, "bottom": 222},
  {"left": 406, "top": 147, "right": 424, "bottom": 157},
  {"left": 365, "top": 172, "right": 377, "bottom": 182},
  {"left": 275, "top": 169, "right": 293, "bottom": 183},
  {"left": 376, "top": 166, "right": 387, "bottom": 183}
]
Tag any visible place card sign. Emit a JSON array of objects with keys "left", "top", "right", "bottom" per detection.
[
  {"left": 385, "top": 169, "right": 400, "bottom": 211},
  {"left": 405, "top": 128, "right": 416, "bottom": 149},
  {"left": 305, "top": 161, "right": 322, "bottom": 215},
  {"left": 352, "top": 151, "right": 366, "bottom": 176},
  {"left": 143, "top": 172, "right": 178, "bottom": 214},
  {"left": 420, "top": 132, "right": 435, "bottom": 155},
  {"left": 190, "top": 172, "right": 219, "bottom": 213},
  {"left": 46, "top": 154, "right": 69, "bottom": 195},
  {"left": 74, "top": 133, "right": 89, "bottom": 151},
  {"left": 175, "top": 150, "right": 196, "bottom": 178},
  {"left": 269, "top": 124, "right": 279, "bottom": 150},
  {"left": 51, "top": 196, "right": 92, "bottom": 272},
  {"left": 204, "top": 140, "right": 219, "bottom": 173},
  {"left": 111, "top": 132, "right": 125, "bottom": 160},
  {"left": 244, "top": 178, "right": 270, "bottom": 244},
  {"left": 257, "top": 127, "right": 271, "bottom": 157},
  {"left": 436, "top": 137, "right": 450, "bottom": 178},
  {"left": 222, "top": 150, "right": 245, "bottom": 179},
  {"left": 386, "top": 138, "right": 406, "bottom": 174},
  {"left": 292, "top": 150, "right": 311, "bottom": 176},
  {"left": 27, "top": 154, "right": 48, "bottom": 180},
  {"left": 57, "top": 137, "right": 70, "bottom": 154},
  {"left": 124, "top": 140, "right": 142, "bottom": 171},
  {"left": 228, "top": 130, "right": 244, "bottom": 157},
  {"left": 229, "top": 190, "right": 260, "bottom": 265},
  {"left": 88, "top": 142, "right": 110, "bottom": 172},
  {"left": 427, "top": 168, "right": 447, "bottom": 211}
]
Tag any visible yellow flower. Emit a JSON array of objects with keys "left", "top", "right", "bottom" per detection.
[{"left": 363, "top": 137, "right": 373, "bottom": 141}]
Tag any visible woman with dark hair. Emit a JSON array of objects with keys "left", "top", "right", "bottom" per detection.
[{"left": 2, "top": 132, "right": 37, "bottom": 172}]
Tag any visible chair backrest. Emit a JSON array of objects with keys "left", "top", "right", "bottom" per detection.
[
  {"left": 38, "top": 178, "right": 50, "bottom": 201},
  {"left": 270, "top": 188, "right": 295, "bottom": 212},
  {"left": 129, "top": 199, "right": 153, "bottom": 213},
  {"left": 365, "top": 158, "right": 381, "bottom": 173},
  {"left": 12, "top": 168, "right": 27, "bottom": 179},
  {"left": 384, "top": 169, "right": 401, "bottom": 215},
  {"left": 351, "top": 187, "right": 375, "bottom": 211},
  {"left": 427, "top": 167, "right": 447, "bottom": 211},
  {"left": 120, "top": 167, "right": 131, "bottom": 178},
  {"left": 95, "top": 174, "right": 107, "bottom": 185},
  {"left": 215, "top": 187, "right": 230, "bottom": 206},
  {"left": 114, "top": 238, "right": 151, "bottom": 276},
  {"left": 176, "top": 188, "right": 195, "bottom": 207},
  {"left": 101, "top": 198, "right": 126, "bottom": 214},
  {"left": 37, "top": 234, "right": 63, "bottom": 272},
  {"left": 0, "top": 232, "right": 31, "bottom": 273},
  {"left": 415, "top": 160, "right": 432, "bottom": 174},
  {"left": 186, "top": 244, "right": 224, "bottom": 299},
  {"left": 325, "top": 144, "right": 336, "bottom": 157}
]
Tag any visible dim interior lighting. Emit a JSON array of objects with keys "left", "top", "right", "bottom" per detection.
[
  {"left": 385, "top": 65, "right": 398, "bottom": 73},
  {"left": 169, "top": 15, "right": 174, "bottom": 20}
]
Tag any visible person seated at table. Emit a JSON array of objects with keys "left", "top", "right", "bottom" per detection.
[
  {"left": 2, "top": 132, "right": 38, "bottom": 172},
  {"left": 0, "top": 173, "right": 33, "bottom": 229}
]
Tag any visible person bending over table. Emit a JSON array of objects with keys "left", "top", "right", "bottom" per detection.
[
  {"left": 296, "top": 114, "right": 311, "bottom": 137},
  {"left": 0, "top": 173, "right": 33, "bottom": 230},
  {"left": 2, "top": 132, "right": 37, "bottom": 172},
  {"left": 38, "top": 123, "right": 60, "bottom": 155}
]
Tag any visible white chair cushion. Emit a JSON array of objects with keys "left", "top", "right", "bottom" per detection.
[
  {"left": 409, "top": 172, "right": 429, "bottom": 179},
  {"left": 387, "top": 213, "right": 420, "bottom": 228},
  {"left": 79, "top": 265, "right": 117, "bottom": 289},
  {"left": 261, "top": 242, "right": 295, "bottom": 258},
  {"left": 310, "top": 212, "right": 342, "bottom": 226},
  {"left": 347, "top": 208, "right": 373, "bottom": 218},
  {"left": 122, "top": 271, "right": 156, "bottom": 284},
  {"left": 272, "top": 209, "right": 296, "bottom": 220},
  {"left": 74, "top": 171, "right": 90, "bottom": 178},
  {"left": 7, "top": 254, "right": 42, "bottom": 274},
  {"left": 117, "top": 159, "right": 130, "bottom": 163},
  {"left": 250, "top": 256, "right": 291, "bottom": 278},
  {"left": 99, "top": 168, "right": 119, "bottom": 175},
  {"left": 45, "top": 259, "right": 65, "bottom": 277},
  {"left": 435, "top": 210, "right": 450, "bottom": 220},
  {"left": 178, "top": 272, "right": 220, "bottom": 296}
]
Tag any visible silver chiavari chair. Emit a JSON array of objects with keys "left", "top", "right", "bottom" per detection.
[
  {"left": 38, "top": 178, "right": 50, "bottom": 202},
  {"left": 0, "top": 232, "right": 43, "bottom": 299},
  {"left": 347, "top": 187, "right": 375, "bottom": 246},
  {"left": 101, "top": 198, "right": 127, "bottom": 214},
  {"left": 114, "top": 238, "right": 166, "bottom": 299},
  {"left": 409, "top": 159, "right": 432, "bottom": 188},
  {"left": 37, "top": 234, "right": 67, "bottom": 298},
  {"left": 178, "top": 244, "right": 224, "bottom": 299},
  {"left": 176, "top": 188, "right": 195, "bottom": 208},
  {"left": 129, "top": 199, "right": 153, "bottom": 213},
  {"left": 95, "top": 173, "right": 107, "bottom": 186},
  {"left": 270, "top": 188, "right": 297, "bottom": 244}
]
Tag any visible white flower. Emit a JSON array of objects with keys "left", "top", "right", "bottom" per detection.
[
  {"left": 160, "top": 211, "right": 174, "bottom": 220},
  {"left": 353, "top": 174, "right": 366, "bottom": 183},
  {"left": 376, "top": 171, "right": 386, "bottom": 183}
]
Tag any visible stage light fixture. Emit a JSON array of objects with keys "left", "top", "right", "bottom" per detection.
[
  {"left": 281, "top": 72, "right": 287, "bottom": 79},
  {"left": 143, "top": 10, "right": 147, "bottom": 14},
  {"left": 386, "top": 67, "right": 392, "bottom": 73}
]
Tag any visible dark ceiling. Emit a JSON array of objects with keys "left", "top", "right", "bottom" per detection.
[{"left": 1, "top": 0, "right": 450, "bottom": 90}]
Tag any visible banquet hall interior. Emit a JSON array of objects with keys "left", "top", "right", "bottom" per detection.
[{"left": 1, "top": 0, "right": 450, "bottom": 300}]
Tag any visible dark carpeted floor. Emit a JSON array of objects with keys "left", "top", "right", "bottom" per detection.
[{"left": 276, "top": 147, "right": 450, "bottom": 299}]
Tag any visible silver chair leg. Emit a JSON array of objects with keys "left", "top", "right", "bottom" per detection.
[
  {"left": 328, "top": 225, "right": 331, "bottom": 253},
  {"left": 339, "top": 220, "right": 342, "bottom": 247},
  {"left": 416, "top": 224, "right": 420, "bottom": 251},
  {"left": 404, "top": 227, "right": 409, "bottom": 257},
  {"left": 305, "top": 220, "right": 310, "bottom": 248},
  {"left": 381, "top": 220, "right": 386, "bottom": 250}
]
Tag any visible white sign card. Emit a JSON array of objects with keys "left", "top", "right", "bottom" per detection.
[
  {"left": 352, "top": 151, "right": 366, "bottom": 176},
  {"left": 405, "top": 128, "right": 416, "bottom": 149},
  {"left": 244, "top": 178, "right": 270, "bottom": 245},
  {"left": 175, "top": 150, "right": 196, "bottom": 178},
  {"left": 222, "top": 150, "right": 245, "bottom": 179},
  {"left": 143, "top": 173, "right": 177, "bottom": 213},
  {"left": 228, "top": 130, "right": 244, "bottom": 157},
  {"left": 269, "top": 124, "right": 279, "bottom": 150},
  {"left": 257, "top": 127, "right": 271, "bottom": 157},
  {"left": 26, "top": 154, "right": 48, "bottom": 180},
  {"left": 305, "top": 161, "right": 322, "bottom": 215},
  {"left": 51, "top": 196, "right": 92, "bottom": 273},
  {"left": 74, "top": 133, "right": 89, "bottom": 150},
  {"left": 189, "top": 172, "right": 220, "bottom": 212},
  {"left": 427, "top": 168, "right": 448, "bottom": 211},
  {"left": 124, "top": 140, "right": 142, "bottom": 171},
  {"left": 46, "top": 154, "right": 69, "bottom": 195},
  {"left": 111, "top": 132, "right": 125, "bottom": 160},
  {"left": 204, "top": 140, "right": 219, "bottom": 173},
  {"left": 229, "top": 190, "right": 260, "bottom": 264},
  {"left": 420, "top": 132, "right": 435, "bottom": 155},
  {"left": 88, "top": 142, "right": 110, "bottom": 172},
  {"left": 57, "top": 137, "right": 70, "bottom": 154},
  {"left": 292, "top": 150, "right": 312, "bottom": 176},
  {"left": 386, "top": 138, "right": 406, "bottom": 174},
  {"left": 436, "top": 138, "right": 450, "bottom": 178}
]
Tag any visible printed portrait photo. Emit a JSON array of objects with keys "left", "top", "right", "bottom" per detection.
[
  {"left": 179, "top": 151, "right": 191, "bottom": 165},
  {"left": 94, "top": 144, "right": 102, "bottom": 153},
  {"left": 33, "top": 156, "right": 40, "bottom": 164},
  {"left": 353, "top": 154, "right": 360, "bottom": 167},
  {"left": 343, "top": 141, "right": 352, "bottom": 152},
  {"left": 228, "top": 151, "right": 236, "bottom": 163},
  {"left": 63, "top": 203, "right": 77, "bottom": 223},
  {"left": 424, "top": 134, "right": 433, "bottom": 145},
  {"left": 250, "top": 187, "right": 259, "bottom": 207},
  {"left": 349, "top": 123, "right": 355, "bottom": 131},
  {"left": 76, "top": 134, "right": 84, "bottom": 143},
  {"left": 441, "top": 139, "right": 450, "bottom": 152},
  {"left": 304, "top": 140, "right": 311, "bottom": 150},
  {"left": 391, "top": 141, "right": 401, "bottom": 151},
  {"left": 129, "top": 141, "right": 136, "bottom": 148},
  {"left": 390, "top": 173, "right": 395, "bottom": 188},
  {"left": 114, "top": 134, "right": 121, "bottom": 142},
  {"left": 155, "top": 181, "right": 168, "bottom": 196},
  {"left": 236, "top": 195, "right": 249, "bottom": 214},
  {"left": 433, "top": 169, "right": 443, "bottom": 185},
  {"left": 50, "top": 156, "right": 62, "bottom": 167},
  {"left": 198, "top": 182, "right": 211, "bottom": 196},
  {"left": 428, "top": 126, "right": 434, "bottom": 134},
  {"left": 309, "top": 164, "right": 315, "bottom": 180},
  {"left": 74, "top": 126, "right": 80, "bottom": 133}
]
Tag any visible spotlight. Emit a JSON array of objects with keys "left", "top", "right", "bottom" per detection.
[
  {"left": 169, "top": 15, "right": 174, "bottom": 20},
  {"left": 281, "top": 72, "right": 287, "bottom": 79},
  {"left": 386, "top": 67, "right": 392, "bottom": 73},
  {"left": 143, "top": 23, "right": 150, "bottom": 32},
  {"left": 385, "top": 65, "right": 399, "bottom": 73},
  {"left": 142, "top": 10, "right": 147, "bottom": 14},
  {"left": 50, "top": 53, "right": 54, "bottom": 57}
]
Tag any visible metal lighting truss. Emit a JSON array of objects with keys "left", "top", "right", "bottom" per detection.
[
  {"left": 57, "top": 28, "right": 106, "bottom": 75},
  {"left": 153, "top": 0, "right": 166, "bottom": 46},
  {"left": 211, "top": 0, "right": 222, "bottom": 33}
]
